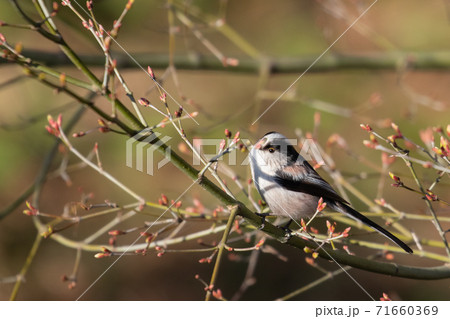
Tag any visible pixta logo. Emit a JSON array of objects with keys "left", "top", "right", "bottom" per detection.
[
  {"left": 126, "top": 129, "right": 172, "bottom": 175},
  {"left": 126, "top": 130, "right": 325, "bottom": 175}
]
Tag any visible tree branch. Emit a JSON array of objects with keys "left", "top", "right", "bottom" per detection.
[{"left": 4, "top": 50, "right": 450, "bottom": 73}]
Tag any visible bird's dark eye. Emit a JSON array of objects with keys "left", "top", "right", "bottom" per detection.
[{"left": 268, "top": 147, "right": 275, "bottom": 153}]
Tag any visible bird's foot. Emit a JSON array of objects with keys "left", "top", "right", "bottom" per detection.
[
  {"left": 255, "top": 212, "right": 270, "bottom": 230},
  {"left": 279, "top": 219, "right": 293, "bottom": 240}
]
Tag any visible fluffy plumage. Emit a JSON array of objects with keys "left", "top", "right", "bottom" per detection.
[{"left": 250, "top": 132, "right": 413, "bottom": 254}]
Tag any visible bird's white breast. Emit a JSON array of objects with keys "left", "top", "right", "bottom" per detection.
[{"left": 250, "top": 148, "right": 318, "bottom": 220}]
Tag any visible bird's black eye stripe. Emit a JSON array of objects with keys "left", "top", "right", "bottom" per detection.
[
  {"left": 286, "top": 145, "right": 299, "bottom": 161},
  {"left": 262, "top": 143, "right": 279, "bottom": 153}
]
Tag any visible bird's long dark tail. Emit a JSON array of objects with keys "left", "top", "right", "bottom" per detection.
[{"left": 330, "top": 201, "right": 413, "bottom": 254}]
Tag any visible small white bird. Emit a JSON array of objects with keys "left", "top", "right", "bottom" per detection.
[{"left": 250, "top": 131, "right": 413, "bottom": 254}]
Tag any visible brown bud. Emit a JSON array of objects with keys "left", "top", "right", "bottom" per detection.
[
  {"left": 101, "top": 247, "right": 112, "bottom": 253},
  {"left": 138, "top": 98, "right": 150, "bottom": 106},
  {"left": 72, "top": 131, "right": 86, "bottom": 138}
]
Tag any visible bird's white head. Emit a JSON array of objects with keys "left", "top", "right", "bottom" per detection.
[{"left": 250, "top": 132, "right": 304, "bottom": 175}]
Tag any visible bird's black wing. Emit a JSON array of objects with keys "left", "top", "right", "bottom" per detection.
[
  {"left": 275, "top": 161, "right": 413, "bottom": 253},
  {"left": 274, "top": 160, "right": 349, "bottom": 205}
]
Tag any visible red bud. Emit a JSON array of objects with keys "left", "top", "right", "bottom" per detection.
[
  {"left": 316, "top": 197, "right": 327, "bottom": 212},
  {"left": 360, "top": 124, "right": 372, "bottom": 132},
  {"left": 305, "top": 257, "right": 316, "bottom": 266},
  {"left": 126, "top": 0, "right": 134, "bottom": 10},
  {"left": 72, "top": 131, "right": 86, "bottom": 138},
  {"left": 233, "top": 132, "right": 240, "bottom": 142},
  {"left": 108, "top": 230, "right": 126, "bottom": 236},
  {"left": 212, "top": 289, "right": 223, "bottom": 300},
  {"left": 380, "top": 293, "right": 391, "bottom": 301},
  {"left": 160, "top": 194, "right": 168, "bottom": 206},
  {"left": 363, "top": 140, "right": 376, "bottom": 149},
  {"left": 138, "top": 98, "right": 150, "bottom": 106},
  {"left": 374, "top": 198, "right": 386, "bottom": 206},
  {"left": 147, "top": 66, "right": 154, "bottom": 79},
  {"left": 391, "top": 122, "right": 402, "bottom": 137},
  {"left": 388, "top": 172, "right": 401, "bottom": 183}
]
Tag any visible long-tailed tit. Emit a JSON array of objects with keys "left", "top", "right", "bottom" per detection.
[{"left": 249, "top": 131, "right": 413, "bottom": 254}]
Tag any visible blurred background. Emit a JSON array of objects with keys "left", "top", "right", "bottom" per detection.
[{"left": 0, "top": 0, "right": 449, "bottom": 300}]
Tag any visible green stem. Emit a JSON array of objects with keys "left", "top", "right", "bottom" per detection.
[
  {"left": 277, "top": 265, "right": 352, "bottom": 301},
  {"left": 9, "top": 234, "right": 42, "bottom": 300},
  {"left": 205, "top": 205, "right": 238, "bottom": 301},
  {"left": 3, "top": 52, "right": 94, "bottom": 90}
]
